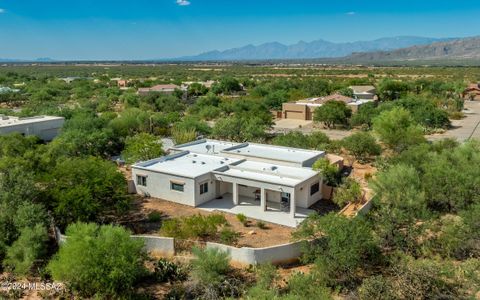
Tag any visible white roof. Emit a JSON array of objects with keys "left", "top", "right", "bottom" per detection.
[
  {"left": 0, "top": 115, "right": 64, "bottom": 128},
  {"left": 348, "top": 99, "right": 375, "bottom": 106},
  {"left": 222, "top": 143, "right": 324, "bottom": 164},
  {"left": 216, "top": 160, "right": 319, "bottom": 187},
  {"left": 172, "top": 139, "right": 239, "bottom": 155},
  {"left": 133, "top": 151, "right": 241, "bottom": 178}
]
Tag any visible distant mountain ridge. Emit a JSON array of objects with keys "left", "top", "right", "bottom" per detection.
[
  {"left": 176, "top": 36, "right": 452, "bottom": 61},
  {"left": 342, "top": 36, "right": 480, "bottom": 62}
]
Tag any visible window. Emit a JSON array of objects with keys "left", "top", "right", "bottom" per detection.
[
  {"left": 171, "top": 182, "right": 185, "bottom": 192},
  {"left": 137, "top": 175, "right": 147, "bottom": 187},
  {"left": 310, "top": 182, "right": 320, "bottom": 195},
  {"left": 200, "top": 182, "right": 209, "bottom": 194},
  {"left": 281, "top": 192, "right": 291, "bottom": 203}
]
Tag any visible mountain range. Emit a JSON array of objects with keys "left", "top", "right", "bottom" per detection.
[
  {"left": 342, "top": 36, "right": 480, "bottom": 62},
  {"left": 176, "top": 36, "right": 453, "bottom": 61}
]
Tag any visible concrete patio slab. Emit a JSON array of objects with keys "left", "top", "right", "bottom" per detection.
[{"left": 198, "top": 193, "right": 315, "bottom": 227}]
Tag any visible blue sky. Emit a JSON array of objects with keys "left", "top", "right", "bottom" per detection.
[{"left": 0, "top": 0, "right": 480, "bottom": 60}]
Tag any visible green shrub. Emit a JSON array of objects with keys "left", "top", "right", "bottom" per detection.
[
  {"left": 160, "top": 218, "right": 182, "bottom": 237},
  {"left": 147, "top": 211, "right": 162, "bottom": 223},
  {"left": 191, "top": 247, "right": 230, "bottom": 285},
  {"left": 255, "top": 263, "right": 278, "bottom": 289},
  {"left": 256, "top": 221, "right": 267, "bottom": 229},
  {"left": 358, "top": 275, "right": 395, "bottom": 300},
  {"left": 153, "top": 258, "right": 187, "bottom": 283},
  {"left": 236, "top": 213, "right": 248, "bottom": 226},
  {"left": 219, "top": 228, "right": 241, "bottom": 245},
  {"left": 3, "top": 224, "right": 49, "bottom": 275},
  {"left": 47, "top": 223, "right": 146, "bottom": 299},
  {"left": 160, "top": 214, "right": 228, "bottom": 240},
  {"left": 171, "top": 126, "right": 197, "bottom": 145},
  {"left": 449, "top": 111, "right": 464, "bottom": 120},
  {"left": 286, "top": 272, "right": 331, "bottom": 299}
]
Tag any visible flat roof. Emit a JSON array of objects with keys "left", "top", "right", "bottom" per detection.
[
  {"left": 172, "top": 139, "right": 239, "bottom": 155},
  {"left": 0, "top": 115, "right": 64, "bottom": 128},
  {"left": 133, "top": 151, "right": 241, "bottom": 178},
  {"left": 216, "top": 160, "right": 319, "bottom": 187},
  {"left": 222, "top": 143, "right": 324, "bottom": 164}
]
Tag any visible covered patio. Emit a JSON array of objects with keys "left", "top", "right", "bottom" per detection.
[{"left": 198, "top": 193, "right": 315, "bottom": 227}]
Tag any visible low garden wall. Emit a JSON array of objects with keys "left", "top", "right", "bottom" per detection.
[
  {"left": 356, "top": 199, "right": 373, "bottom": 216},
  {"left": 54, "top": 227, "right": 175, "bottom": 257},
  {"left": 131, "top": 235, "right": 175, "bottom": 256},
  {"left": 206, "top": 241, "right": 303, "bottom": 265}
]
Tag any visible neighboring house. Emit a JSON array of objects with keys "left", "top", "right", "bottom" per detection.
[
  {"left": 349, "top": 85, "right": 377, "bottom": 100},
  {"left": 132, "top": 139, "right": 325, "bottom": 224},
  {"left": 111, "top": 78, "right": 129, "bottom": 88},
  {"left": 281, "top": 93, "right": 372, "bottom": 120},
  {"left": 137, "top": 84, "right": 183, "bottom": 95},
  {"left": 59, "top": 77, "right": 92, "bottom": 83},
  {"left": 0, "top": 115, "right": 65, "bottom": 141},
  {"left": 182, "top": 80, "right": 216, "bottom": 89},
  {"left": 462, "top": 83, "right": 480, "bottom": 100},
  {"left": 0, "top": 87, "right": 20, "bottom": 94}
]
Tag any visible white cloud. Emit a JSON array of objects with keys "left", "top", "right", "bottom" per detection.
[
  {"left": 346, "top": 11, "right": 356, "bottom": 15},
  {"left": 0, "top": 8, "right": 5, "bottom": 14},
  {"left": 176, "top": 0, "right": 190, "bottom": 6}
]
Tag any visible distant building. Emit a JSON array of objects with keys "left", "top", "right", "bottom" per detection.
[
  {"left": 182, "top": 80, "right": 216, "bottom": 89},
  {"left": 59, "top": 77, "right": 92, "bottom": 83},
  {"left": 280, "top": 93, "right": 372, "bottom": 120},
  {"left": 349, "top": 85, "right": 377, "bottom": 100},
  {"left": 0, "top": 87, "right": 20, "bottom": 94},
  {"left": 462, "top": 83, "right": 480, "bottom": 101},
  {"left": 137, "top": 84, "right": 183, "bottom": 96},
  {"left": 0, "top": 115, "right": 64, "bottom": 141}
]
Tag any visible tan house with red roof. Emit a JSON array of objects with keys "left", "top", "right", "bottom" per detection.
[
  {"left": 281, "top": 94, "right": 373, "bottom": 121},
  {"left": 137, "top": 84, "right": 182, "bottom": 95},
  {"left": 462, "top": 83, "right": 480, "bottom": 101}
]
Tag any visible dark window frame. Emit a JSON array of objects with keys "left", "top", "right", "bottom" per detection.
[
  {"left": 200, "top": 182, "right": 209, "bottom": 195},
  {"left": 310, "top": 182, "right": 320, "bottom": 195},
  {"left": 171, "top": 182, "right": 185, "bottom": 192},
  {"left": 137, "top": 175, "right": 147, "bottom": 186}
]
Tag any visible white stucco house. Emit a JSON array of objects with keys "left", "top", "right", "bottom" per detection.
[
  {"left": 132, "top": 139, "right": 326, "bottom": 227},
  {"left": 0, "top": 115, "right": 65, "bottom": 141}
]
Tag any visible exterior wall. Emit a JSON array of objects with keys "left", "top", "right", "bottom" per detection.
[
  {"left": 132, "top": 168, "right": 196, "bottom": 206},
  {"left": 301, "top": 153, "right": 325, "bottom": 168},
  {"left": 282, "top": 103, "right": 307, "bottom": 120},
  {"left": 238, "top": 184, "right": 257, "bottom": 199},
  {"left": 217, "top": 181, "right": 232, "bottom": 197},
  {"left": 0, "top": 117, "right": 64, "bottom": 141},
  {"left": 214, "top": 174, "right": 295, "bottom": 196},
  {"left": 295, "top": 175, "right": 323, "bottom": 208},
  {"left": 194, "top": 173, "right": 218, "bottom": 206},
  {"left": 354, "top": 93, "right": 375, "bottom": 100}
]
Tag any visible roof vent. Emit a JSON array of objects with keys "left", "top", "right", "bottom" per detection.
[
  {"left": 192, "top": 160, "right": 196, "bottom": 163},
  {"left": 193, "top": 154, "right": 197, "bottom": 157},
  {"left": 270, "top": 166, "right": 278, "bottom": 171},
  {"left": 201, "top": 162, "right": 206, "bottom": 165}
]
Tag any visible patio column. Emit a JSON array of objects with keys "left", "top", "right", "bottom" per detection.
[
  {"left": 233, "top": 183, "right": 239, "bottom": 205},
  {"left": 260, "top": 187, "right": 267, "bottom": 211},
  {"left": 290, "top": 189, "right": 296, "bottom": 218}
]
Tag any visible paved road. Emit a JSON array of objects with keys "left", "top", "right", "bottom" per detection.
[{"left": 428, "top": 101, "right": 480, "bottom": 142}]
